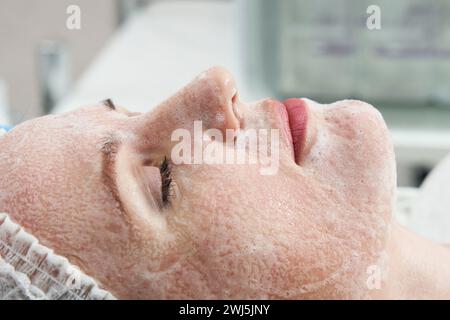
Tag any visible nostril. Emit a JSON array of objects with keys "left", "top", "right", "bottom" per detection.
[
  {"left": 231, "top": 91, "right": 238, "bottom": 105},
  {"left": 230, "top": 91, "right": 244, "bottom": 129},
  {"left": 196, "top": 66, "right": 243, "bottom": 131}
]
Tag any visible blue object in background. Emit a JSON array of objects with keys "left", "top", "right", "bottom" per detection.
[{"left": 0, "top": 124, "right": 12, "bottom": 132}]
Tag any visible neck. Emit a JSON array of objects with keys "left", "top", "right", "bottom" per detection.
[{"left": 374, "top": 222, "right": 450, "bottom": 299}]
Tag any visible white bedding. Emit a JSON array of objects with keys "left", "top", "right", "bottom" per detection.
[{"left": 395, "top": 154, "right": 450, "bottom": 244}]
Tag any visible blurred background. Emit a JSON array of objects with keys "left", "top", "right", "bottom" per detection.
[{"left": 1, "top": 0, "right": 450, "bottom": 189}]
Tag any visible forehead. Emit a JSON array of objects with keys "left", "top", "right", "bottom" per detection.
[
  {"left": 0, "top": 108, "right": 113, "bottom": 181},
  {"left": 0, "top": 108, "right": 123, "bottom": 212}
]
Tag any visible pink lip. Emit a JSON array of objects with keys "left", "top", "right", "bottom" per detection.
[{"left": 281, "top": 98, "right": 309, "bottom": 164}]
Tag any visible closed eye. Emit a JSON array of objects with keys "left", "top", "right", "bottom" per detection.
[
  {"left": 159, "top": 157, "right": 173, "bottom": 206},
  {"left": 142, "top": 160, "right": 174, "bottom": 209}
]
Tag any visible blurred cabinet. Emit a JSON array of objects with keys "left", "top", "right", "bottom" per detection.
[
  {"left": 243, "top": 0, "right": 450, "bottom": 186},
  {"left": 245, "top": 0, "right": 450, "bottom": 106}
]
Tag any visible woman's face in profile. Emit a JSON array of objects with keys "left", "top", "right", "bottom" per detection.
[{"left": 0, "top": 67, "right": 396, "bottom": 299}]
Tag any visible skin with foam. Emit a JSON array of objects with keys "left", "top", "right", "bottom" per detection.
[{"left": 0, "top": 67, "right": 449, "bottom": 299}]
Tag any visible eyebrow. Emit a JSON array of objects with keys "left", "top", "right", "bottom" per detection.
[
  {"left": 98, "top": 134, "right": 125, "bottom": 213},
  {"left": 102, "top": 98, "right": 116, "bottom": 110}
]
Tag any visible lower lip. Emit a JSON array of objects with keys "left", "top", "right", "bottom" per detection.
[{"left": 282, "top": 98, "right": 308, "bottom": 164}]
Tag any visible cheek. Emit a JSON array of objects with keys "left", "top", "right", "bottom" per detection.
[
  {"left": 164, "top": 167, "right": 291, "bottom": 298},
  {"left": 173, "top": 199, "right": 380, "bottom": 299},
  {"left": 165, "top": 167, "right": 376, "bottom": 299}
]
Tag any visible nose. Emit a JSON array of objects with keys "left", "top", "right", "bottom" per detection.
[
  {"left": 135, "top": 67, "right": 242, "bottom": 156},
  {"left": 185, "top": 66, "right": 242, "bottom": 131}
]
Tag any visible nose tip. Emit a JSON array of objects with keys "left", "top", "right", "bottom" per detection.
[
  {"left": 202, "top": 66, "right": 236, "bottom": 97},
  {"left": 197, "top": 66, "right": 242, "bottom": 131}
]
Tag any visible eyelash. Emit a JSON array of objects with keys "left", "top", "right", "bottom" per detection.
[{"left": 159, "top": 157, "right": 173, "bottom": 206}]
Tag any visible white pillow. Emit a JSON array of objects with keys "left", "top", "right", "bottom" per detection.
[{"left": 407, "top": 154, "right": 450, "bottom": 244}]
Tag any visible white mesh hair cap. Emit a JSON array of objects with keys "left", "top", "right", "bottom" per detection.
[{"left": 0, "top": 213, "right": 115, "bottom": 300}]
